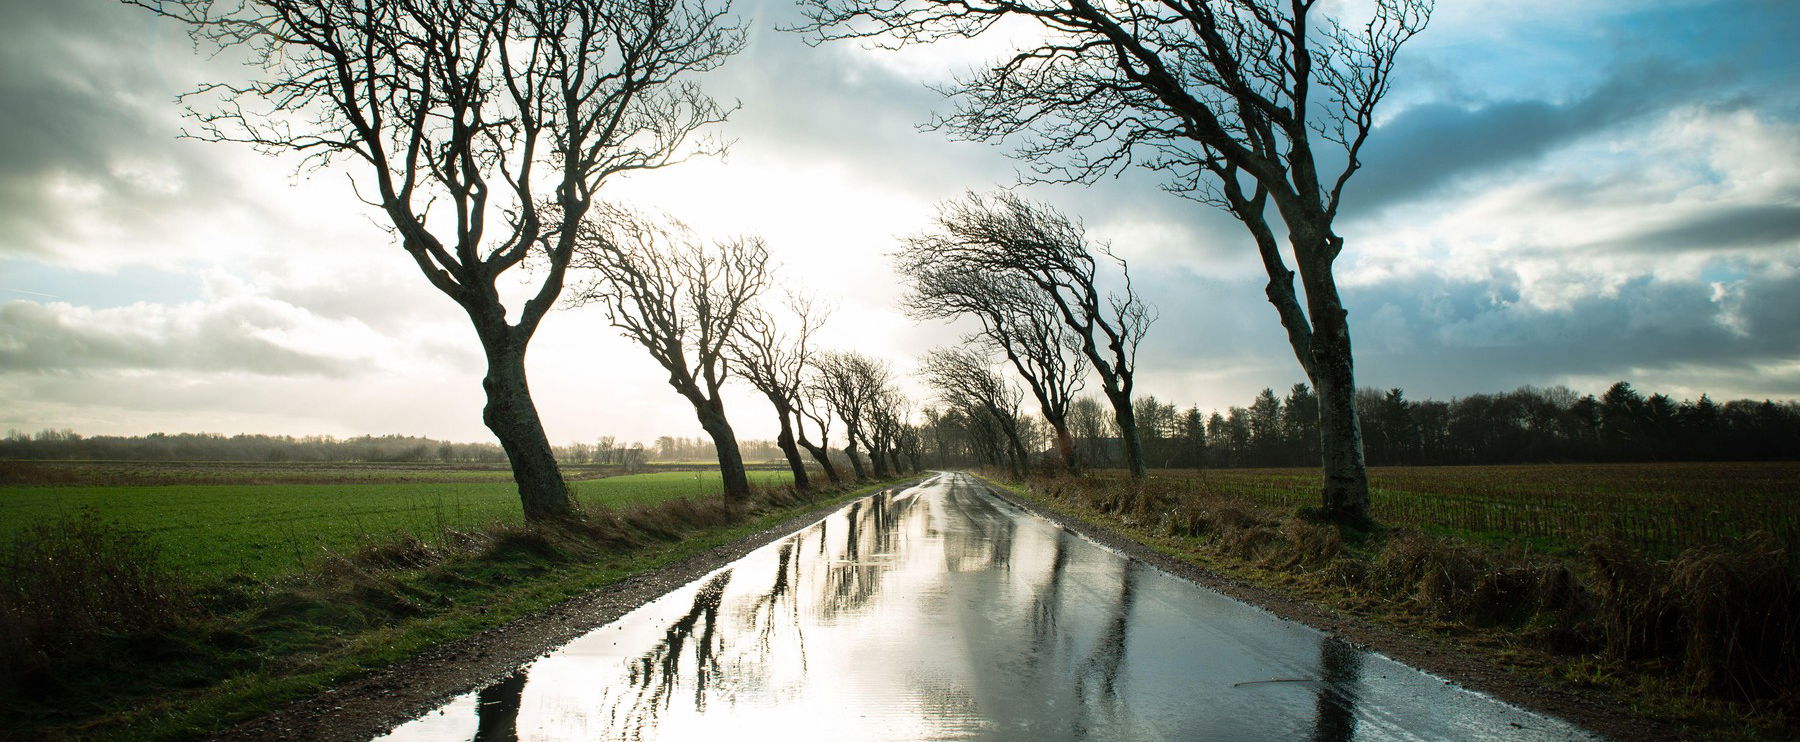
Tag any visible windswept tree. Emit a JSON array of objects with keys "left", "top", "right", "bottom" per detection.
[
  {"left": 810, "top": 354, "right": 863, "bottom": 479},
  {"left": 132, "top": 0, "right": 744, "bottom": 520},
  {"left": 813, "top": 351, "right": 878, "bottom": 479},
  {"left": 922, "top": 347, "right": 1030, "bottom": 478},
  {"left": 911, "top": 193, "right": 1153, "bottom": 477},
  {"left": 897, "top": 253, "right": 1087, "bottom": 473},
  {"left": 794, "top": 382, "right": 845, "bottom": 484},
  {"left": 798, "top": 0, "right": 1432, "bottom": 523},
  {"left": 731, "top": 294, "right": 830, "bottom": 490},
  {"left": 867, "top": 387, "right": 914, "bottom": 476},
  {"left": 569, "top": 207, "right": 770, "bottom": 509}
]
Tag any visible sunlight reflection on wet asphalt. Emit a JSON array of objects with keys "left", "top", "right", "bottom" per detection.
[{"left": 374, "top": 472, "right": 1598, "bottom": 741}]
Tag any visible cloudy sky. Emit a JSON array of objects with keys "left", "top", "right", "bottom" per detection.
[{"left": 2, "top": 0, "right": 1797, "bottom": 445}]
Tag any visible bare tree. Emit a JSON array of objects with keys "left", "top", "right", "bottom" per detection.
[
  {"left": 896, "top": 420, "right": 924, "bottom": 472},
  {"left": 867, "top": 386, "right": 913, "bottom": 476},
  {"left": 569, "top": 207, "right": 769, "bottom": 508},
  {"left": 798, "top": 0, "right": 1431, "bottom": 523},
  {"left": 812, "top": 352, "right": 868, "bottom": 480},
  {"left": 131, "top": 0, "right": 743, "bottom": 520},
  {"left": 730, "top": 293, "right": 830, "bottom": 491},
  {"left": 898, "top": 246, "right": 1087, "bottom": 473},
  {"left": 794, "top": 382, "right": 844, "bottom": 484},
  {"left": 922, "top": 347, "right": 1030, "bottom": 479},
  {"left": 910, "top": 193, "right": 1153, "bottom": 477},
  {"left": 812, "top": 351, "right": 892, "bottom": 480}
]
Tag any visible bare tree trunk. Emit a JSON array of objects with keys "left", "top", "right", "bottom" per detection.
[
  {"left": 1298, "top": 240, "right": 1370, "bottom": 524},
  {"left": 1239, "top": 192, "right": 1372, "bottom": 526},
  {"left": 479, "top": 335, "right": 573, "bottom": 521},
  {"left": 773, "top": 408, "right": 811, "bottom": 491},
  {"left": 868, "top": 440, "right": 892, "bottom": 478},
  {"left": 1051, "top": 422, "right": 1079, "bottom": 473},
  {"left": 797, "top": 437, "right": 841, "bottom": 484},
  {"left": 999, "top": 420, "right": 1028, "bottom": 479},
  {"left": 696, "top": 404, "right": 752, "bottom": 509},
  {"left": 1104, "top": 390, "right": 1148, "bottom": 478},
  {"left": 845, "top": 443, "right": 868, "bottom": 480}
]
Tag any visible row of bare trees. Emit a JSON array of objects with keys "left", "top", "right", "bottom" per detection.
[
  {"left": 140, "top": 0, "right": 1434, "bottom": 525},
  {"left": 570, "top": 208, "right": 926, "bottom": 509},
  {"left": 134, "top": 0, "right": 934, "bottom": 520},
  {"left": 802, "top": 0, "right": 1434, "bottom": 524},
  {"left": 133, "top": 0, "right": 748, "bottom": 519},
  {"left": 900, "top": 193, "right": 1154, "bottom": 479}
]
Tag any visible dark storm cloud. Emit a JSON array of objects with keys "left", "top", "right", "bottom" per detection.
[
  {"left": 1596, "top": 204, "right": 1800, "bottom": 255},
  {"left": 0, "top": 299, "right": 351, "bottom": 377},
  {"left": 1125, "top": 263, "right": 1800, "bottom": 404},
  {"left": 0, "top": 0, "right": 247, "bottom": 258},
  {"left": 1343, "top": 271, "right": 1800, "bottom": 398},
  {"left": 1350, "top": 94, "right": 1638, "bottom": 213},
  {"left": 1343, "top": 0, "right": 1800, "bottom": 217}
]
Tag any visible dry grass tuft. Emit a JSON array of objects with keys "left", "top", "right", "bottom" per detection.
[
  {"left": 0, "top": 511, "right": 196, "bottom": 696},
  {"left": 1020, "top": 470, "right": 1799, "bottom": 709},
  {"left": 1667, "top": 537, "right": 1797, "bottom": 701}
]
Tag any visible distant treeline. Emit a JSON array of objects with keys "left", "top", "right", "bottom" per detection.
[
  {"left": 0, "top": 430, "right": 786, "bottom": 465},
  {"left": 646, "top": 435, "right": 786, "bottom": 463},
  {"left": 0, "top": 431, "right": 514, "bottom": 463},
  {"left": 1117, "top": 382, "right": 1800, "bottom": 468}
]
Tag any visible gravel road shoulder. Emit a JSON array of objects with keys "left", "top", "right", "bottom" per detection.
[{"left": 213, "top": 479, "right": 922, "bottom": 742}]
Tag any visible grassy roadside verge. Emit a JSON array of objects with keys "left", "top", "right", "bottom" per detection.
[
  {"left": 973, "top": 471, "right": 1798, "bottom": 741},
  {"left": 2, "top": 476, "right": 908, "bottom": 740}
]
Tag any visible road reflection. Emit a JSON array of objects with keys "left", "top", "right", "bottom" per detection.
[
  {"left": 377, "top": 473, "right": 1598, "bottom": 742},
  {"left": 1311, "top": 637, "right": 1365, "bottom": 742}
]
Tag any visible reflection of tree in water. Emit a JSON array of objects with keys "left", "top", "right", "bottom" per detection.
[
  {"left": 1309, "top": 637, "right": 1364, "bottom": 742},
  {"left": 1073, "top": 558, "right": 1138, "bottom": 736},
  {"left": 472, "top": 670, "right": 529, "bottom": 742},
  {"left": 1027, "top": 529, "right": 1072, "bottom": 663},
  {"left": 741, "top": 542, "right": 807, "bottom": 672},
  {"left": 939, "top": 483, "right": 1017, "bottom": 573},
  {"left": 611, "top": 570, "right": 733, "bottom": 738},
  {"left": 819, "top": 490, "right": 920, "bottom": 620}
]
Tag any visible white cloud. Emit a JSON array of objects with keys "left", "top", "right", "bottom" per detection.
[{"left": 1341, "top": 107, "right": 1800, "bottom": 311}]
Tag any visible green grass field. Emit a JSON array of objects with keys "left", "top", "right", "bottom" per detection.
[{"left": 0, "top": 464, "right": 794, "bottom": 581}]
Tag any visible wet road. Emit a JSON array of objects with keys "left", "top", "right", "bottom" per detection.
[{"left": 375, "top": 472, "right": 1596, "bottom": 741}]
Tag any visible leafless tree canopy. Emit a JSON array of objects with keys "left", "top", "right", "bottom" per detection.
[
  {"left": 797, "top": 0, "right": 1426, "bottom": 216},
  {"left": 812, "top": 351, "right": 897, "bottom": 479},
  {"left": 131, "top": 0, "right": 745, "bottom": 519},
  {"left": 575, "top": 208, "right": 769, "bottom": 398},
  {"left": 899, "top": 233, "right": 1087, "bottom": 471},
  {"left": 903, "top": 191, "right": 1153, "bottom": 476},
  {"left": 138, "top": 0, "right": 743, "bottom": 329},
  {"left": 569, "top": 205, "right": 770, "bottom": 504},
  {"left": 730, "top": 293, "right": 835, "bottom": 487},
  {"left": 921, "top": 347, "right": 1030, "bottom": 478},
  {"left": 801, "top": 0, "right": 1430, "bottom": 521}
]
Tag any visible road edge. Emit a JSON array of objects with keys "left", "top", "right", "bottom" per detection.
[
  {"left": 969, "top": 473, "right": 1671, "bottom": 742},
  {"left": 211, "top": 476, "right": 928, "bottom": 742}
]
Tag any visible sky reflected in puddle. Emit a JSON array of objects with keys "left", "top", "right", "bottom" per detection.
[{"left": 375, "top": 473, "right": 1597, "bottom": 741}]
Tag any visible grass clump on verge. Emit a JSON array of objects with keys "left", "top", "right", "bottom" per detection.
[
  {"left": 0, "top": 474, "right": 906, "bottom": 740},
  {"left": 0, "top": 511, "right": 199, "bottom": 701},
  {"left": 999, "top": 469, "right": 1800, "bottom": 739}
]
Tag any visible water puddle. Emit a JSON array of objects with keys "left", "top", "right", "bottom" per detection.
[{"left": 375, "top": 472, "right": 1597, "bottom": 741}]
